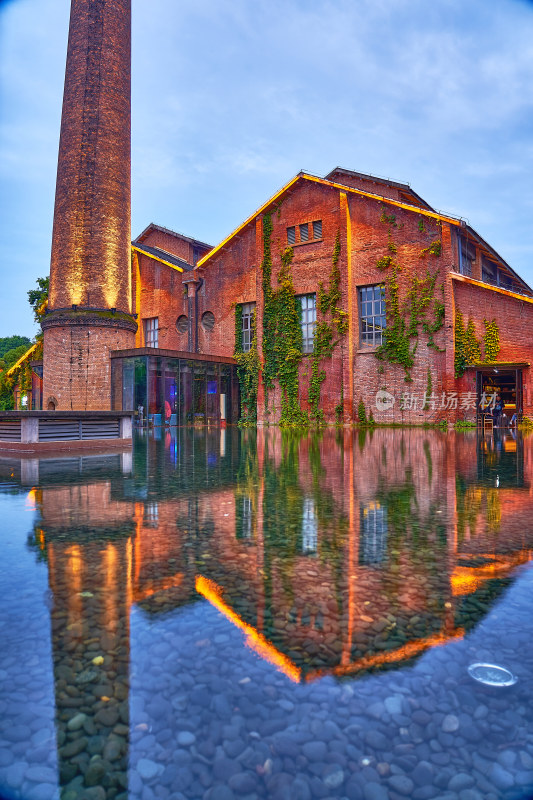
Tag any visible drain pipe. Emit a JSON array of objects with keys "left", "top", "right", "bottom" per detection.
[{"left": 182, "top": 276, "right": 204, "bottom": 354}]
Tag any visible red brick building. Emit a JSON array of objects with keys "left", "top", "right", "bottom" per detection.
[{"left": 114, "top": 168, "right": 533, "bottom": 425}]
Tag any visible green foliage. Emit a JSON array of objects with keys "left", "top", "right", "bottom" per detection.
[
  {"left": 27, "top": 276, "right": 49, "bottom": 324},
  {"left": 234, "top": 305, "right": 260, "bottom": 426},
  {"left": 0, "top": 344, "right": 28, "bottom": 370},
  {"left": 420, "top": 240, "right": 442, "bottom": 258},
  {"left": 380, "top": 208, "right": 397, "bottom": 227},
  {"left": 454, "top": 311, "right": 482, "bottom": 377},
  {"left": 418, "top": 216, "right": 426, "bottom": 233},
  {"left": 483, "top": 319, "right": 500, "bottom": 362},
  {"left": 376, "top": 266, "right": 445, "bottom": 381},
  {"left": 357, "top": 399, "right": 367, "bottom": 425},
  {"left": 465, "top": 320, "right": 482, "bottom": 363},
  {"left": 0, "top": 339, "right": 42, "bottom": 410},
  {"left": 0, "top": 336, "right": 31, "bottom": 360},
  {"left": 310, "top": 232, "right": 348, "bottom": 421},
  {"left": 454, "top": 419, "right": 477, "bottom": 430},
  {"left": 261, "top": 214, "right": 307, "bottom": 426},
  {"left": 376, "top": 255, "right": 399, "bottom": 271}
]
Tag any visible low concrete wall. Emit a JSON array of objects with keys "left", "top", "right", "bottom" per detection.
[{"left": 0, "top": 411, "right": 133, "bottom": 453}]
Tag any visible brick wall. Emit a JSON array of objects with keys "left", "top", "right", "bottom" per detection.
[
  {"left": 134, "top": 175, "right": 533, "bottom": 425},
  {"left": 43, "top": 324, "right": 135, "bottom": 410},
  {"left": 454, "top": 280, "right": 533, "bottom": 416},
  {"left": 49, "top": 0, "right": 132, "bottom": 314}
]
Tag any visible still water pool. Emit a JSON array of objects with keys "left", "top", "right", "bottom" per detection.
[{"left": 1, "top": 427, "right": 533, "bottom": 800}]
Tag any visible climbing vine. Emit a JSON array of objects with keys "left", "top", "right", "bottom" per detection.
[
  {"left": 420, "top": 240, "right": 442, "bottom": 258},
  {"left": 483, "top": 319, "right": 500, "bottom": 362},
  {"left": 261, "top": 214, "right": 307, "bottom": 426},
  {"left": 454, "top": 313, "right": 499, "bottom": 376},
  {"left": 234, "top": 305, "right": 260, "bottom": 426},
  {"left": 454, "top": 311, "right": 481, "bottom": 377},
  {"left": 310, "top": 232, "right": 348, "bottom": 422},
  {"left": 375, "top": 209, "right": 445, "bottom": 381},
  {"left": 376, "top": 265, "right": 445, "bottom": 381},
  {"left": 257, "top": 219, "right": 349, "bottom": 426}
]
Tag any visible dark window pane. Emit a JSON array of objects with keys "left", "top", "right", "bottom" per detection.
[{"left": 312, "top": 220, "right": 322, "bottom": 239}]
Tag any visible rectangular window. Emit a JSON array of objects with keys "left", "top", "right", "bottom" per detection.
[
  {"left": 299, "top": 223, "right": 309, "bottom": 242},
  {"left": 458, "top": 236, "right": 475, "bottom": 277},
  {"left": 482, "top": 257, "right": 497, "bottom": 285},
  {"left": 359, "top": 285, "right": 386, "bottom": 347},
  {"left": 287, "top": 226, "right": 296, "bottom": 245},
  {"left": 359, "top": 502, "right": 387, "bottom": 565},
  {"left": 300, "top": 294, "right": 316, "bottom": 354},
  {"left": 302, "top": 497, "right": 318, "bottom": 554},
  {"left": 312, "top": 220, "right": 322, "bottom": 240},
  {"left": 144, "top": 317, "right": 158, "bottom": 348},
  {"left": 241, "top": 302, "right": 256, "bottom": 353}
]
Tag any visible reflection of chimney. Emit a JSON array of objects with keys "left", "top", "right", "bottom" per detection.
[
  {"left": 42, "top": 0, "right": 137, "bottom": 410},
  {"left": 47, "top": 536, "right": 131, "bottom": 795}
]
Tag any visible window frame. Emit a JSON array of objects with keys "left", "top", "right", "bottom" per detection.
[
  {"left": 312, "top": 220, "right": 322, "bottom": 240},
  {"left": 240, "top": 302, "right": 256, "bottom": 353},
  {"left": 458, "top": 235, "right": 475, "bottom": 277},
  {"left": 143, "top": 317, "right": 159, "bottom": 348},
  {"left": 299, "top": 293, "right": 316, "bottom": 354},
  {"left": 359, "top": 284, "right": 386, "bottom": 348}
]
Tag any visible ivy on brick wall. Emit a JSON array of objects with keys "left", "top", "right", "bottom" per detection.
[
  {"left": 310, "top": 232, "right": 349, "bottom": 422},
  {"left": 261, "top": 214, "right": 307, "bottom": 426},
  {"left": 375, "top": 207, "right": 445, "bottom": 382},
  {"left": 234, "top": 216, "right": 349, "bottom": 426},
  {"left": 454, "top": 312, "right": 500, "bottom": 377},
  {"left": 483, "top": 319, "right": 501, "bottom": 363},
  {"left": 234, "top": 305, "right": 259, "bottom": 426}
]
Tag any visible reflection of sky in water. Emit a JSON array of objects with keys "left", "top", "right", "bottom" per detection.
[
  {"left": 0, "top": 495, "right": 58, "bottom": 797},
  {"left": 1, "top": 429, "right": 533, "bottom": 800}
]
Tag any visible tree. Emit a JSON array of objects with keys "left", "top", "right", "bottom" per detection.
[
  {"left": 28, "top": 276, "right": 49, "bottom": 324},
  {"left": 0, "top": 336, "right": 31, "bottom": 360}
]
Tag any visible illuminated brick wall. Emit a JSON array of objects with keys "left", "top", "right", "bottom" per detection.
[
  {"left": 43, "top": 0, "right": 136, "bottom": 409},
  {"left": 49, "top": 0, "right": 132, "bottom": 313}
]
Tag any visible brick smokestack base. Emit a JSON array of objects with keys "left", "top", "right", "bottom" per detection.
[{"left": 42, "top": 313, "right": 136, "bottom": 411}]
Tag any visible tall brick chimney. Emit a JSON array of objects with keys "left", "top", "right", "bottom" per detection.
[{"left": 42, "top": 0, "right": 137, "bottom": 410}]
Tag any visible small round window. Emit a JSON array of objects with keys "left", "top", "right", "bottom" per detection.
[
  {"left": 176, "top": 315, "right": 188, "bottom": 333},
  {"left": 202, "top": 311, "right": 215, "bottom": 331}
]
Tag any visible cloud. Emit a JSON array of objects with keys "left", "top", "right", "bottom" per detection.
[{"left": 1, "top": 0, "right": 533, "bottom": 334}]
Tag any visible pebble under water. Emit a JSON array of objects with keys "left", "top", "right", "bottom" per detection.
[{"left": 1, "top": 426, "right": 533, "bottom": 800}]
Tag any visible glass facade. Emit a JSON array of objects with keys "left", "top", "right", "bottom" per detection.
[{"left": 112, "top": 355, "right": 239, "bottom": 426}]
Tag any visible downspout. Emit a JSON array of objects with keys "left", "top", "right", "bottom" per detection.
[{"left": 182, "top": 276, "right": 204, "bottom": 354}]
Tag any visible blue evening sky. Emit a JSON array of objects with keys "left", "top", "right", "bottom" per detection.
[{"left": 1, "top": 0, "right": 533, "bottom": 338}]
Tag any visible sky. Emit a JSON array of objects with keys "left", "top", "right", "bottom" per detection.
[{"left": 1, "top": 0, "right": 533, "bottom": 338}]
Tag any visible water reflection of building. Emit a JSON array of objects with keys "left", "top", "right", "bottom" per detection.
[{"left": 5, "top": 427, "right": 533, "bottom": 794}]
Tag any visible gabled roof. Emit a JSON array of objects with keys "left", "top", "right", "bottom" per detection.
[
  {"left": 134, "top": 223, "right": 212, "bottom": 252},
  {"left": 324, "top": 167, "right": 434, "bottom": 211},
  {"left": 197, "top": 171, "right": 462, "bottom": 268},
  {"left": 461, "top": 225, "right": 532, "bottom": 295},
  {"left": 131, "top": 242, "right": 193, "bottom": 273}
]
